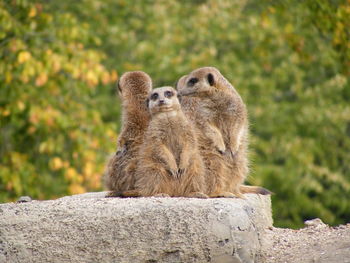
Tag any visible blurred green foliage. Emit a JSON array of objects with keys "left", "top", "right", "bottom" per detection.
[
  {"left": 0, "top": 0, "right": 118, "bottom": 200},
  {"left": 1, "top": 0, "right": 349, "bottom": 228}
]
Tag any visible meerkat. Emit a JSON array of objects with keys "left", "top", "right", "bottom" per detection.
[
  {"left": 122, "top": 87, "right": 208, "bottom": 198},
  {"left": 176, "top": 67, "right": 271, "bottom": 197},
  {"left": 104, "top": 71, "right": 152, "bottom": 196}
]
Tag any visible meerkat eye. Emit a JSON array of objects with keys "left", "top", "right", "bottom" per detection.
[
  {"left": 150, "top": 93, "right": 159, "bottom": 101},
  {"left": 188, "top": 78, "right": 198, "bottom": 87},
  {"left": 207, "top": 73, "right": 215, "bottom": 86},
  {"left": 164, "top": 90, "right": 174, "bottom": 98}
]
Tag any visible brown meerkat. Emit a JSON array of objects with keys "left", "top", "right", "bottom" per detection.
[
  {"left": 176, "top": 67, "right": 271, "bottom": 197},
  {"left": 104, "top": 71, "right": 152, "bottom": 196},
  {"left": 122, "top": 86, "right": 208, "bottom": 198}
]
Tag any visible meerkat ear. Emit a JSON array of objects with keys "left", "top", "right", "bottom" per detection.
[
  {"left": 145, "top": 98, "right": 150, "bottom": 109},
  {"left": 175, "top": 75, "right": 188, "bottom": 90},
  {"left": 116, "top": 80, "right": 122, "bottom": 94},
  {"left": 177, "top": 94, "right": 182, "bottom": 103},
  {"left": 207, "top": 73, "right": 215, "bottom": 86},
  {"left": 174, "top": 80, "right": 179, "bottom": 90}
]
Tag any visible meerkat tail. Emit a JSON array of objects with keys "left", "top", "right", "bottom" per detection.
[
  {"left": 105, "top": 189, "right": 141, "bottom": 198},
  {"left": 239, "top": 185, "right": 273, "bottom": 195},
  {"left": 120, "top": 189, "right": 142, "bottom": 197},
  {"left": 105, "top": 191, "right": 123, "bottom": 198}
]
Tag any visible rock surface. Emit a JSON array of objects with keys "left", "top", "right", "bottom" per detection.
[
  {"left": 0, "top": 192, "right": 272, "bottom": 263},
  {"left": 261, "top": 219, "right": 350, "bottom": 263}
]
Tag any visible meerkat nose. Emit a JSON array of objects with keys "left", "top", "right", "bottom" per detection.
[{"left": 159, "top": 100, "right": 165, "bottom": 105}]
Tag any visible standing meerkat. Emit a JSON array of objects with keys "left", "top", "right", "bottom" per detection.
[
  {"left": 105, "top": 71, "right": 152, "bottom": 195},
  {"left": 122, "top": 87, "right": 208, "bottom": 198},
  {"left": 177, "top": 67, "right": 270, "bottom": 197}
]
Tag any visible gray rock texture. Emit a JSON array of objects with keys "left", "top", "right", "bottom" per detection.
[{"left": 0, "top": 192, "right": 272, "bottom": 263}]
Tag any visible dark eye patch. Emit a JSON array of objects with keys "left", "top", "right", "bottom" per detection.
[
  {"left": 150, "top": 93, "right": 159, "bottom": 101},
  {"left": 207, "top": 73, "right": 215, "bottom": 86},
  {"left": 164, "top": 90, "right": 174, "bottom": 98},
  {"left": 188, "top": 78, "right": 198, "bottom": 86}
]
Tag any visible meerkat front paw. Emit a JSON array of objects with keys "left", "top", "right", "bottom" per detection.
[
  {"left": 166, "top": 169, "right": 178, "bottom": 178},
  {"left": 216, "top": 144, "right": 226, "bottom": 155},
  {"left": 226, "top": 148, "right": 238, "bottom": 158},
  {"left": 177, "top": 168, "right": 187, "bottom": 178},
  {"left": 116, "top": 144, "right": 127, "bottom": 157}
]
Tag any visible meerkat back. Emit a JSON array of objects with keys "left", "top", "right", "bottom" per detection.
[{"left": 104, "top": 71, "right": 152, "bottom": 194}]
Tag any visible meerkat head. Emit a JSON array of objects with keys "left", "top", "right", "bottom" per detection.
[
  {"left": 176, "top": 67, "right": 234, "bottom": 97},
  {"left": 147, "top": 86, "right": 181, "bottom": 115},
  {"left": 117, "top": 71, "right": 152, "bottom": 100}
]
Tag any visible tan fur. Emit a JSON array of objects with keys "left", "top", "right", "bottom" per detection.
[
  {"left": 177, "top": 67, "right": 270, "bottom": 197},
  {"left": 104, "top": 71, "right": 152, "bottom": 193},
  {"left": 123, "top": 87, "right": 207, "bottom": 198}
]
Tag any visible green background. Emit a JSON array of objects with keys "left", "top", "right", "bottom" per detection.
[{"left": 1, "top": 0, "right": 349, "bottom": 228}]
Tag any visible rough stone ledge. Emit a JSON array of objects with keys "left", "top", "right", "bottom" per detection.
[{"left": 0, "top": 192, "right": 272, "bottom": 263}]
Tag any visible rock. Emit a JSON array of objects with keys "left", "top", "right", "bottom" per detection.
[
  {"left": 304, "top": 218, "right": 327, "bottom": 228},
  {"left": 260, "top": 223, "right": 350, "bottom": 263},
  {"left": 0, "top": 192, "right": 272, "bottom": 263},
  {"left": 16, "top": 196, "right": 32, "bottom": 203}
]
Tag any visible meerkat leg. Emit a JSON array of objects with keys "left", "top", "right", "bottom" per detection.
[
  {"left": 178, "top": 143, "right": 194, "bottom": 176},
  {"left": 202, "top": 124, "right": 226, "bottom": 154},
  {"left": 228, "top": 125, "right": 247, "bottom": 158},
  {"left": 156, "top": 145, "right": 178, "bottom": 176},
  {"left": 134, "top": 165, "right": 174, "bottom": 197}
]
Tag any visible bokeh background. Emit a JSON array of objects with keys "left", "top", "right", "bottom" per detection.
[{"left": 1, "top": 0, "right": 349, "bottom": 228}]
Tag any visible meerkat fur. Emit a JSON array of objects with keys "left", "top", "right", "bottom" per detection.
[
  {"left": 122, "top": 87, "right": 208, "bottom": 198},
  {"left": 105, "top": 71, "right": 152, "bottom": 196},
  {"left": 177, "top": 67, "right": 271, "bottom": 197}
]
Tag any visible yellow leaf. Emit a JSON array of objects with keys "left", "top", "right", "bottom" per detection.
[
  {"left": 28, "top": 126, "right": 36, "bottom": 134},
  {"left": 88, "top": 173, "right": 101, "bottom": 189},
  {"left": 17, "top": 101, "right": 25, "bottom": 111},
  {"left": 83, "top": 162, "right": 93, "bottom": 177},
  {"left": 5, "top": 72, "right": 12, "bottom": 83},
  {"left": 18, "top": 51, "right": 32, "bottom": 64},
  {"left": 50, "top": 157, "right": 63, "bottom": 171},
  {"left": 39, "top": 142, "right": 47, "bottom": 153},
  {"left": 28, "top": 7, "right": 37, "bottom": 18},
  {"left": 69, "top": 184, "right": 85, "bottom": 195},
  {"left": 2, "top": 109, "right": 10, "bottom": 116},
  {"left": 101, "top": 71, "right": 111, "bottom": 85},
  {"left": 65, "top": 167, "right": 78, "bottom": 181},
  {"left": 110, "top": 70, "right": 118, "bottom": 82},
  {"left": 86, "top": 70, "right": 98, "bottom": 86},
  {"left": 35, "top": 73, "right": 48, "bottom": 86},
  {"left": 52, "top": 60, "right": 61, "bottom": 73}
]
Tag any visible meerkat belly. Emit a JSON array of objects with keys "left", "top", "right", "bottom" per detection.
[{"left": 166, "top": 130, "right": 185, "bottom": 164}]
